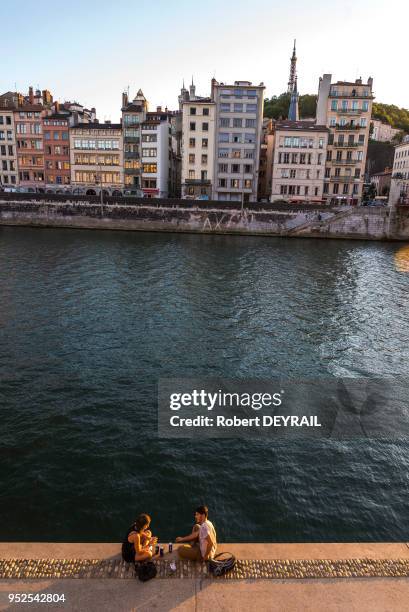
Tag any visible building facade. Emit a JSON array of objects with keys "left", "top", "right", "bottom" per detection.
[
  {"left": 270, "top": 121, "right": 328, "bottom": 202},
  {"left": 122, "top": 89, "right": 147, "bottom": 191},
  {"left": 14, "top": 104, "right": 45, "bottom": 188},
  {"left": 391, "top": 136, "right": 409, "bottom": 205},
  {"left": 43, "top": 114, "right": 70, "bottom": 187},
  {"left": 211, "top": 79, "right": 265, "bottom": 202},
  {"left": 370, "top": 119, "right": 401, "bottom": 142},
  {"left": 0, "top": 105, "right": 18, "bottom": 187},
  {"left": 181, "top": 97, "right": 215, "bottom": 199},
  {"left": 370, "top": 168, "right": 392, "bottom": 196},
  {"left": 70, "top": 122, "right": 123, "bottom": 192},
  {"left": 140, "top": 108, "right": 173, "bottom": 198},
  {"left": 317, "top": 75, "right": 373, "bottom": 205}
]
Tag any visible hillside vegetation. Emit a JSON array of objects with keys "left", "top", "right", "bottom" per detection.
[{"left": 264, "top": 94, "right": 409, "bottom": 133}]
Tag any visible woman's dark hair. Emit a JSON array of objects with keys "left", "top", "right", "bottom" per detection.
[
  {"left": 133, "top": 513, "right": 151, "bottom": 532},
  {"left": 195, "top": 505, "right": 208, "bottom": 518}
]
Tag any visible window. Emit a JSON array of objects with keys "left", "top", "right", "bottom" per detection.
[
  {"left": 232, "top": 150, "right": 240, "bottom": 158},
  {"left": 62, "top": 132, "right": 69, "bottom": 140},
  {"left": 230, "top": 179, "right": 240, "bottom": 188},
  {"left": 290, "top": 169, "right": 296, "bottom": 179},
  {"left": 53, "top": 131, "right": 59, "bottom": 139},
  {"left": 233, "top": 134, "right": 241, "bottom": 143},
  {"left": 142, "top": 134, "right": 157, "bottom": 142},
  {"left": 280, "top": 185, "right": 288, "bottom": 195},
  {"left": 189, "top": 153, "right": 195, "bottom": 163},
  {"left": 246, "top": 104, "right": 257, "bottom": 112},
  {"left": 220, "top": 118, "right": 230, "bottom": 127},
  {"left": 189, "top": 138, "right": 195, "bottom": 147},
  {"left": 353, "top": 184, "right": 359, "bottom": 194},
  {"left": 202, "top": 138, "right": 208, "bottom": 148},
  {"left": 142, "top": 148, "right": 157, "bottom": 157},
  {"left": 317, "top": 153, "right": 322, "bottom": 165},
  {"left": 357, "top": 151, "right": 363, "bottom": 161},
  {"left": 190, "top": 107, "right": 196, "bottom": 115},
  {"left": 305, "top": 186, "right": 309, "bottom": 195},
  {"left": 323, "top": 183, "right": 329, "bottom": 193},
  {"left": 231, "top": 164, "right": 240, "bottom": 173},
  {"left": 245, "top": 119, "right": 256, "bottom": 128},
  {"left": 245, "top": 150, "right": 254, "bottom": 159},
  {"left": 343, "top": 184, "right": 349, "bottom": 194},
  {"left": 218, "top": 163, "right": 228, "bottom": 172},
  {"left": 354, "top": 168, "right": 360, "bottom": 178},
  {"left": 203, "top": 108, "right": 209, "bottom": 116},
  {"left": 234, "top": 103, "right": 243, "bottom": 112},
  {"left": 219, "top": 133, "right": 229, "bottom": 143},
  {"left": 336, "top": 151, "right": 342, "bottom": 161},
  {"left": 202, "top": 122, "right": 209, "bottom": 131},
  {"left": 362, "top": 101, "right": 369, "bottom": 111},
  {"left": 143, "top": 163, "right": 157, "bottom": 173},
  {"left": 201, "top": 154, "right": 207, "bottom": 164},
  {"left": 233, "top": 118, "right": 242, "bottom": 128},
  {"left": 244, "top": 164, "right": 252, "bottom": 173},
  {"left": 201, "top": 170, "right": 207, "bottom": 180},
  {"left": 220, "top": 103, "right": 231, "bottom": 112},
  {"left": 331, "top": 100, "right": 338, "bottom": 110},
  {"left": 188, "top": 170, "right": 195, "bottom": 178},
  {"left": 190, "top": 122, "right": 196, "bottom": 131},
  {"left": 291, "top": 153, "right": 298, "bottom": 163},
  {"left": 218, "top": 148, "right": 228, "bottom": 157},
  {"left": 244, "top": 179, "right": 252, "bottom": 188},
  {"left": 218, "top": 178, "right": 227, "bottom": 187},
  {"left": 244, "top": 134, "right": 254, "bottom": 143},
  {"left": 330, "top": 117, "right": 336, "bottom": 127},
  {"left": 360, "top": 118, "right": 367, "bottom": 127},
  {"left": 333, "top": 184, "right": 339, "bottom": 194},
  {"left": 283, "top": 153, "right": 290, "bottom": 164},
  {"left": 335, "top": 168, "right": 341, "bottom": 177},
  {"left": 319, "top": 138, "right": 324, "bottom": 149},
  {"left": 325, "top": 168, "right": 331, "bottom": 178},
  {"left": 300, "top": 153, "right": 306, "bottom": 164}
]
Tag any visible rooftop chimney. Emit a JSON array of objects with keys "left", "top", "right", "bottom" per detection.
[
  {"left": 28, "top": 86, "right": 34, "bottom": 104},
  {"left": 157, "top": 106, "right": 162, "bottom": 112}
]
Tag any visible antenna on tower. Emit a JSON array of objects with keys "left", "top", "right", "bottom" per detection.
[{"left": 287, "top": 39, "right": 297, "bottom": 94}]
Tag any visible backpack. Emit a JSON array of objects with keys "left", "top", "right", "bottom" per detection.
[
  {"left": 207, "top": 552, "right": 236, "bottom": 576},
  {"left": 137, "top": 561, "right": 157, "bottom": 582}
]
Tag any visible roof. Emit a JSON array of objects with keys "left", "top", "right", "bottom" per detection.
[
  {"left": 182, "top": 98, "right": 213, "bottom": 104},
  {"left": 371, "top": 170, "right": 392, "bottom": 177},
  {"left": 122, "top": 104, "right": 144, "bottom": 112},
  {"left": 275, "top": 120, "right": 329, "bottom": 132},
  {"left": 72, "top": 122, "right": 121, "bottom": 129},
  {"left": 44, "top": 114, "right": 69, "bottom": 120},
  {"left": 14, "top": 104, "right": 43, "bottom": 112}
]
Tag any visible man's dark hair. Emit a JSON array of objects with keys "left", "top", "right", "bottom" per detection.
[
  {"left": 133, "top": 513, "right": 151, "bottom": 532},
  {"left": 195, "top": 505, "right": 208, "bottom": 518}
]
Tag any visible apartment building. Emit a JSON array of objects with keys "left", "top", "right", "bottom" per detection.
[
  {"left": 271, "top": 121, "right": 328, "bottom": 202},
  {"left": 14, "top": 103, "right": 45, "bottom": 187},
  {"left": 370, "top": 119, "right": 401, "bottom": 142},
  {"left": 0, "top": 104, "right": 18, "bottom": 187},
  {"left": 70, "top": 122, "right": 123, "bottom": 192},
  {"left": 390, "top": 136, "right": 409, "bottom": 205},
  {"left": 140, "top": 108, "right": 173, "bottom": 198},
  {"left": 122, "top": 89, "right": 147, "bottom": 190},
  {"left": 317, "top": 74, "right": 373, "bottom": 205},
  {"left": 43, "top": 114, "right": 70, "bottom": 187},
  {"left": 181, "top": 97, "right": 215, "bottom": 199},
  {"left": 211, "top": 79, "right": 265, "bottom": 202}
]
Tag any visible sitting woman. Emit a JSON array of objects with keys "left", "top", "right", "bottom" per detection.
[{"left": 122, "top": 513, "right": 158, "bottom": 563}]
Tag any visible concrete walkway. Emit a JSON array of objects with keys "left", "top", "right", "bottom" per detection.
[{"left": 1, "top": 543, "right": 409, "bottom": 611}]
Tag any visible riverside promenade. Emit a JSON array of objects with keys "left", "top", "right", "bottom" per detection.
[{"left": 1, "top": 543, "right": 409, "bottom": 611}]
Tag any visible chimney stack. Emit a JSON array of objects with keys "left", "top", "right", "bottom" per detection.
[
  {"left": 29, "top": 86, "right": 34, "bottom": 104},
  {"left": 122, "top": 92, "right": 128, "bottom": 108},
  {"left": 157, "top": 105, "right": 162, "bottom": 112}
]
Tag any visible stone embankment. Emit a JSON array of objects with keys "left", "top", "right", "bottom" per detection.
[{"left": 1, "top": 196, "right": 409, "bottom": 240}]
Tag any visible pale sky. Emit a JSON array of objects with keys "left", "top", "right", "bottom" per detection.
[{"left": 1, "top": 0, "right": 408, "bottom": 121}]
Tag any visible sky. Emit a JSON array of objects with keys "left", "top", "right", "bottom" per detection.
[{"left": 1, "top": 0, "right": 408, "bottom": 122}]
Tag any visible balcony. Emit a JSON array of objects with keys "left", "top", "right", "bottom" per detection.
[
  {"left": 334, "top": 124, "right": 362, "bottom": 131},
  {"left": 331, "top": 108, "right": 363, "bottom": 115},
  {"left": 184, "top": 179, "right": 211, "bottom": 185},
  {"left": 333, "top": 142, "right": 359, "bottom": 148},
  {"left": 330, "top": 176, "right": 360, "bottom": 182},
  {"left": 329, "top": 92, "right": 374, "bottom": 100},
  {"left": 124, "top": 152, "right": 140, "bottom": 159},
  {"left": 331, "top": 159, "right": 357, "bottom": 165}
]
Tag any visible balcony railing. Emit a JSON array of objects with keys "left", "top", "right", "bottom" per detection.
[
  {"left": 330, "top": 108, "right": 363, "bottom": 115},
  {"left": 333, "top": 142, "right": 360, "bottom": 148},
  {"left": 184, "top": 179, "right": 211, "bottom": 185},
  {"left": 330, "top": 176, "right": 360, "bottom": 182},
  {"left": 334, "top": 124, "right": 363, "bottom": 131},
  {"left": 331, "top": 159, "right": 357, "bottom": 165}
]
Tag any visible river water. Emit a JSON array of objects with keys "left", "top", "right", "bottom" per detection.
[{"left": 1, "top": 226, "right": 409, "bottom": 542}]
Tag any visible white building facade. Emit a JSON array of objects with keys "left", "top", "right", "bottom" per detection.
[
  {"left": 181, "top": 98, "right": 215, "bottom": 199},
  {"left": 211, "top": 79, "right": 265, "bottom": 202}
]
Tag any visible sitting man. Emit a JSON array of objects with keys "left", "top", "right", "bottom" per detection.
[{"left": 176, "top": 505, "right": 217, "bottom": 561}]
